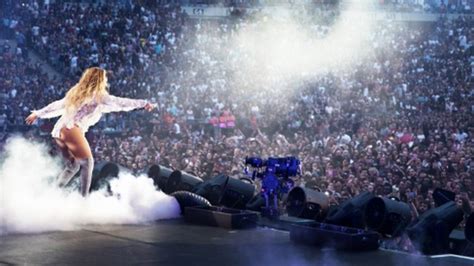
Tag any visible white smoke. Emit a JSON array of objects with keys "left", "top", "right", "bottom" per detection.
[
  {"left": 175, "top": 1, "right": 381, "bottom": 114},
  {"left": 229, "top": 0, "right": 377, "bottom": 95},
  {"left": 0, "top": 136, "right": 181, "bottom": 235}
]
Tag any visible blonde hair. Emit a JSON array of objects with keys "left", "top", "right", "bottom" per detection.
[{"left": 65, "top": 67, "right": 108, "bottom": 112}]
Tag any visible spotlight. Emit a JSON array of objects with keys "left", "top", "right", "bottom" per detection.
[
  {"left": 365, "top": 197, "right": 412, "bottom": 237},
  {"left": 165, "top": 170, "right": 203, "bottom": 194},
  {"left": 194, "top": 174, "right": 255, "bottom": 209},
  {"left": 286, "top": 187, "right": 329, "bottom": 221},
  {"left": 407, "top": 201, "right": 463, "bottom": 254},
  {"left": 325, "top": 192, "right": 374, "bottom": 229},
  {"left": 147, "top": 164, "right": 174, "bottom": 190}
]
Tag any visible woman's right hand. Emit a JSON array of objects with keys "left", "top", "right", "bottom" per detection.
[{"left": 25, "top": 113, "right": 38, "bottom": 125}]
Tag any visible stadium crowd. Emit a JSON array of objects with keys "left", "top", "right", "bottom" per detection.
[
  {"left": 1, "top": 1, "right": 473, "bottom": 218},
  {"left": 176, "top": 0, "right": 473, "bottom": 13}
]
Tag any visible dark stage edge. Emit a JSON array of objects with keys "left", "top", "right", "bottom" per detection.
[{"left": 0, "top": 219, "right": 473, "bottom": 266}]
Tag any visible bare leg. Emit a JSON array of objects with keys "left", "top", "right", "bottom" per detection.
[
  {"left": 59, "top": 127, "right": 94, "bottom": 196},
  {"left": 54, "top": 138, "right": 80, "bottom": 187},
  {"left": 59, "top": 127, "right": 93, "bottom": 159}
]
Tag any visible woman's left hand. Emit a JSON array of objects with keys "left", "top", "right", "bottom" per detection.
[{"left": 144, "top": 103, "right": 156, "bottom": 112}]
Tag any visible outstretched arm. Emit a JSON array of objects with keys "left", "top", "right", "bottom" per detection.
[
  {"left": 33, "top": 98, "right": 66, "bottom": 118},
  {"left": 26, "top": 98, "right": 65, "bottom": 124},
  {"left": 101, "top": 94, "right": 154, "bottom": 113}
]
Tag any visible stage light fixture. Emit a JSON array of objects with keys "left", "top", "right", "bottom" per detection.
[
  {"left": 91, "top": 161, "right": 129, "bottom": 191},
  {"left": 365, "top": 197, "right": 412, "bottom": 237},
  {"left": 165, "top": 170, "right": 203, "bottom": 194},
  {"left": 433, "top": 188, "right": 456, "bottom": 207},
  {"left": 194, "top": 174, "right": 255, "bottom": 209},
  {"left": 407, "top": 201, "right": 463, "bottom": 254},
  {"left": 325, "top": 191, "right": 375, "bottom": 229},
  {"left": 147, "top": 164, "right": 174, "bottom": 190},
  {"left": 286, "top": 186, "right": 329, "bottom": 221}
]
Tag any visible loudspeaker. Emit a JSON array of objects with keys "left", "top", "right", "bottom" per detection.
[
  {"left": 286, "top": 187, "right": 329, "bottom": 221},
  {"left": 365, "top": 197, "right": 412, "bottom": 237},
  {"left": 194, "top": 174, "right": 255, "bottom": 209},
  {"left": 325, "top": 192, "right": 374, "bottom": 229},
  {"left": 147, "top": 164, "right": 174, "bottom": 191},
  {"left": 165, "top": 170, "right": 203, "bottom": 194},
  {"left": 407, "top": 201, "right": 463, "bottom": 254}
]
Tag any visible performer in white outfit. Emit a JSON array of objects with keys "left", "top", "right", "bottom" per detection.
[{"left": 25, "top": 67, "right": 155, "bottom": 196}]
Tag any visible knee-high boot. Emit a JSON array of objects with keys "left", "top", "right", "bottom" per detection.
[
  {"left": 78, "top": 157, "right": 94, "bottom": 197},
  {"left": 57, "top": 159, "right": 80, "bottom": 187}
]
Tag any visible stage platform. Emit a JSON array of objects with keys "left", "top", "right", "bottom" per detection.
[{"left": 0, "top": 219, "right": 472, "bottom": 266}]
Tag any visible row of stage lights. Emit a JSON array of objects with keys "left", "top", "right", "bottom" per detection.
[{"left": 90, "top": 161, "right": 474, "bottom": 255}]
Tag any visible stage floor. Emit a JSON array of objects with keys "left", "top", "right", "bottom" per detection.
[{"left": 0, "top": 219, "right": 472, "bottom": 266}]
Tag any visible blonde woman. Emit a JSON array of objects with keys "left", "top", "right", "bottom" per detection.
[{"left": 25, "top": 67, "right": 155, "bottom": 196}]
